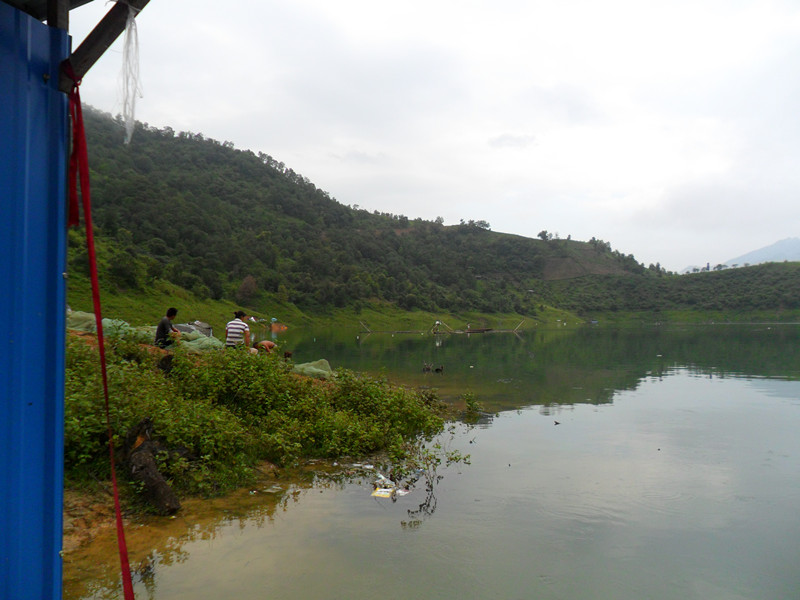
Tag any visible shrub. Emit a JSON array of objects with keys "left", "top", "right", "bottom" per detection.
[{"left": 65, "top": 334, "right": 451, "bottom": 500}]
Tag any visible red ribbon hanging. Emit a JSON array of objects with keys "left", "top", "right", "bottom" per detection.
[{"left": 63, "top": 61, "right": 136, "bottom": 600}]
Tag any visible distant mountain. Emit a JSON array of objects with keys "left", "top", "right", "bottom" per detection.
[{"left": 725, "top": 238, "right": 800, "bottom": 267}]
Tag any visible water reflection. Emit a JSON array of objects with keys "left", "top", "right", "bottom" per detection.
[
  {"left": 63, "top": 453, "right": 462, "bottom": 600},
  {"left": 280, "top": 324, "right": 800, "bottom": 411},
  {"left": 63, "top": 326, "right": 800, "bottom": 599},
  {"left": 66, "top": 370, "right": 800, "bottom": 599},
  {"left": 63, "top": 482, "right": 297, "bottom": 599}
]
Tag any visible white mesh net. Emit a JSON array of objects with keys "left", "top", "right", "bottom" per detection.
[{"left": 120, "top": 2, "right": 142, "bottom": 144}]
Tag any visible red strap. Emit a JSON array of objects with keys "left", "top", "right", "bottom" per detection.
[{"left": 64, "top": 61, "right": 136, "bottom": 600}]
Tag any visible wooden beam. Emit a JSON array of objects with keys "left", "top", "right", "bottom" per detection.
[
  {"left": 46, "top": 0, "right": 69, "bottom": 29},
  {"left": 59, "top": 0, "right": 151, "bottom": 92}
]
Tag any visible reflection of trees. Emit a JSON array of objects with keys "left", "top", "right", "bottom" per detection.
[
  {"left": 297, "top": 325, "right": 800, "bottom": 415},
  {"left": 132, "top": 551, "right": 158, "bottom": 600},
  {"left": 399, "top": 426, "right": 470, "bottom": 528},
  {"left": 317, "top": 427, "right": 470, "bottom": 530},
  {"left": 64, "top": 477, "right": 313, "bottom": 600},
  {"left": 69, "top": 432, "right": 471, "bottom": 597},
  {"left": 405, "top": 470, "right": 439, "bottom": 524},
  {"left": 74, "top": 450, "right": 470, "bottom": 597}
]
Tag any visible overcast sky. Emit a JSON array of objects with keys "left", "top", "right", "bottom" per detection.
[{"left": 69, "top": 0, "right": 800, "bottom": 272}]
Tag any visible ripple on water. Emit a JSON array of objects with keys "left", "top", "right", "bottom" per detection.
[{"left": 536, "top": 497, "right": 629, "bottom": 537}]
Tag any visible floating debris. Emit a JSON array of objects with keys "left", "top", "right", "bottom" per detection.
[
  {"left": 369, "top": 472, "right": 411, "bottom": 499},
  {"left": 374, "top": 473, "right": 392, "bottom": 486}
]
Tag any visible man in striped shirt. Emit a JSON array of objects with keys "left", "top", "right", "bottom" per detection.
[{"left": 225, "top": 310, "right": 250, "bottom": 348}]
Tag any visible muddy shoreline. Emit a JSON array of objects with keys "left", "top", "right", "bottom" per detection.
[
  {"left": 62, "top": 460, "right": 283, "bottom": 556},
  {"left": 63, "top": 488, "right": 118, "bottom": 554},
  {"left": 61, "top": 462, "right": 294, "bottom": 598}
]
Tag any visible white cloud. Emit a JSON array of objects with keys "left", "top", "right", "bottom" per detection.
[{"left": 488, "top": 134, "right": 537, "bottom": 149}]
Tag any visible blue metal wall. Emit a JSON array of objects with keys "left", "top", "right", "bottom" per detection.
[{"left": 0, "top": 3, "right": 69, "bottom": 599}]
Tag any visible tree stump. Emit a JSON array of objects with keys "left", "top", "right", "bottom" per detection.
[{"left": 124, "top": 418, "right": 181, "bottom": 515}]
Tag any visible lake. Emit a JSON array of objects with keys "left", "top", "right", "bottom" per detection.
[{"left": 63, "top": 324, "right": 800, "bottom": 599}]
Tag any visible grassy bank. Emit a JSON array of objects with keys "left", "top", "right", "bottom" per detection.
[
  {"left": 71, "top": 266, "right": 800, "bottom": 337},
  {"left": 583, "top": 308, "right": 800, "bottom": 326},
  {"left": 67, "top": 271, "right": 583, "bottom": 337}
]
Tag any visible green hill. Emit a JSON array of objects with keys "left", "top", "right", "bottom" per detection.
[{"left": 68, "top": 107, "right": 800, "bottom": 324}]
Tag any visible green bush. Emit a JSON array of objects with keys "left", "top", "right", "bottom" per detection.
[{"left": 65, "top": 335, "right": 450, "bottom": 500}]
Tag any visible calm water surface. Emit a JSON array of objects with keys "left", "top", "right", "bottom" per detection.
[{"left": 63, "top": 325, "right": 800, "bottom": 599}]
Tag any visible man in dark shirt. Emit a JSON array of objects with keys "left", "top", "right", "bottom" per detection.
[{"left": 155, "top": 307, "right": 180, "bottom": 348}]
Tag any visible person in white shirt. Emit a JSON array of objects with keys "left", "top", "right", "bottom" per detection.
[{"left": 225, "top": 310, "right": 250, "bottom": 348}]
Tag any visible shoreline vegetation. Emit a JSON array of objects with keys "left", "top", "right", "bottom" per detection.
[
  {"left": 63, "top": 301, "right": 800, "bottom": 553},
  {"left": 63, "top": 307, "right": 800, "bottom": 564},
  {"left": 66, "top": 271, "right": 583, "bottom": 337},
  {"left": 66, "top": 261, "right": 800, "bottom": 337},
  {"left": 64, "top": 321, "right": 471, "bottom": 541}
]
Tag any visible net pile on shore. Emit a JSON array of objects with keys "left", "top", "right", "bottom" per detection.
[
  {"left": 66, "top": 311, "right": 224, "bottom": 353},
  {"left": 65, "top": 312, "right": 330, "bottom": 376}
]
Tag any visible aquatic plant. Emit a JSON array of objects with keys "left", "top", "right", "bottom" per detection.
[{"left": 461, "top": 391, "right": 484, "bottom": 419}]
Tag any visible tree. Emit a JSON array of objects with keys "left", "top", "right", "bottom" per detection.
[
  {"left": 236, "top": 275, "right": 258, "bottom": 305},
  {"left": 277, "top": 283, "right": 290, "bottom": 303},
  {"left": 108, "top": 251, "right": 141, "bottom": 290}
]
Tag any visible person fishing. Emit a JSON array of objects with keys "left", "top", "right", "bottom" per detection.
[
  {"left": 154, "top": 307, "right": 180, "bottom": 348},
  {"left": 225, "top": 310, "right": 250, "bottom": 349}
]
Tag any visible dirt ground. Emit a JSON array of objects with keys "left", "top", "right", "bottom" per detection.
[
  {"left": 62, "top": 487, "right": 119, "bottom": 554},
  {"left": 61, "top": 461, "right": 282, "bottom": 555}
]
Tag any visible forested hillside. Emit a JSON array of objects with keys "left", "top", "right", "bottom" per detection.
[
  {"left": 73, "top": 107, "right": 644, "bottom": 314},
  {"left": 72, "top": 107, "right": 800, "bottom": 318},
  {"left": 544, "top": 262, "right": 800, "bottom": 313}
]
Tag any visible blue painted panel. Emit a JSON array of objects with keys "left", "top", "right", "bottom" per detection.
[{"left": 0, "top": 4, "right": 69, "bottom": 600}]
